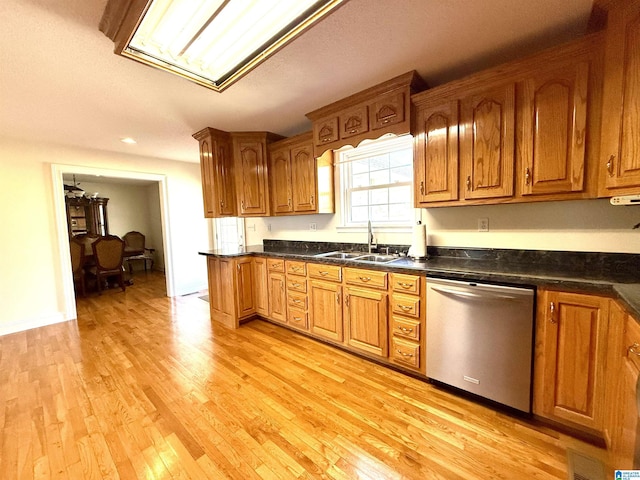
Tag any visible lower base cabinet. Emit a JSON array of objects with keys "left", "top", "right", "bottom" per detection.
[
  {"left": 267, "top": 271, "right": 286, "bottom": 324},
  {"left": 309, "top": 279, "right": 343, "bottom": 342},
  {"left": 344, "top": 286, "right": 388, "bottom": 358},
  {"left": 534, "top": 290, "right": 610, "bottom": 434},
  {"left": 206, "top": 256, "right": 254, "bottom": 329}
]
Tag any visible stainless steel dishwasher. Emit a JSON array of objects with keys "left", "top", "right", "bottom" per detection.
[{"left": 426, "top": 278, "right": 535, "bottom": 412}]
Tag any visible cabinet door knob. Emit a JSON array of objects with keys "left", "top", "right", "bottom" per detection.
[
  {"left": 336, "top": 291, "right": 341, "bottom": 304},
  {"left": 419, "top": 181, "right": 425, "bottom": 195},
  {"left": 629, "top": 343, "right": 640, "bottom": 357},
  {"left": 241, "top": 200, "right": 245, "bottom": 210},
  {"left": 525, "top": 167, "right": 531, "bottom": 186},
  {"left": 345, "top": 294, "right": 350, "bottom": 307},
  {"left": 550, "top": 302, "right": 556, "bottom": 324},
  {"left": 606, "top": 155, "right": 615, "bottom": 176},
  {"left": 310, "top": 194, "right": 314, "bottom": 205},
  {"left": 466, "top": 176, "right": 471, "bottom": 191}
]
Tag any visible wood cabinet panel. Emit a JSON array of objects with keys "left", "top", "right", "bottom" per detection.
[
  {"left": 235, "top": 258, "right": 255, "bottom": 319},
  {"left": 286, "top": 277, "right": 307, "bottom": 293},
  {"left": 460, "top": 83, "right": 515, "bottom": 199},
  {"left": 339, "top": 105, "right": 369, "bottom": 139},
  {"left": 391, "top": 293, "right": 420, "bottom": 319},
  {"left": 343, "top": 268, "right": 387, "bottom": 290},
  {"left": 390, "top": 273, "right": 421, "bottom": 295},
  {"left": 253, "top": 257, "right": 269, "bottom": 317},
  {"left": 269, "top": 147, "right": 292, "bottom": 213},
  {"left": 235, "top": 138, "right": 269, "bottom": 216},
  {"left": 285, "top": 260, "right": 306, "bottom": 276},
  {"left": 414, "top": 100, "right": 459, "bottom": 204},
  {"left": 369, "top": 91, "right": 405, "bottom": 130},
  {"left": 290, "top": 143, "right": 317, "bottom": 212},
  {"left": 344, "top": 287, "right": 388, "bottom": 358},
  {"left": 313, "top": 117, "right": 339, "bottom": 147},
  {"left": 535, "top": 290, "right": 609, "bottom": 432},
  {"left": 198, "top": 136, "right": 216, "bottom": 218},
  {"left": 287, "top": 307, "right": 309, "bottom": 330},
  {"left": 520, "top": 62, "right": 589, "bottom": 195},
  {"left": 268, "top": 272, "right": 286, "bottom": 324},
  {"left": 309, "top": 280, "right": 343, "bottom": 342},
  {"left": 287, "top": 291, "right": 307, "bottom": 310},
  {"left": 307, "top": 263, "right": 342, "bottom": 282},
  {"left": 600, "top": 0, "right": 640, "bottom": 194},
  {"left": 267, "top": 258, "right": 285, "bottom": 272},
  {"left": 391, "top": 338, "right": 421, "bottom": 370},
  {"left": 391, "top": 317, "right": 421, "bottom": 342}
]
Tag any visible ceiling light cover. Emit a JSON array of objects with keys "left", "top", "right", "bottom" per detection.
[{"left": 122, "top": 0, "right": 343, "bottom": 91}]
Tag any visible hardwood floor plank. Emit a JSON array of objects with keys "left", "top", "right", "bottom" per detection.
[{"left": 0, "top": 272, "right": 605, "bottom": 479}]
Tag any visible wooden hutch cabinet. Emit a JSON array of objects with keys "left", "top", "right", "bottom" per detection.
[{"left": 65, "top": 196, "right": 109, "bottom": 236}]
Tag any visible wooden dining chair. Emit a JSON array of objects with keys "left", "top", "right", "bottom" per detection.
[
  {"left": 89, "top": 235, "right": 126, "bottom": 294},
  {"left": 123, "top": 231, "right": 155, "bottom": 273},
  {"left": 69, "top": 237, "right": 86, "bottom": 296}
]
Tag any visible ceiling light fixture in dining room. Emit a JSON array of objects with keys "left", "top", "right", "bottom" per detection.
[{"left": 100, "top": 0, "right": 344, "bottom": 92}]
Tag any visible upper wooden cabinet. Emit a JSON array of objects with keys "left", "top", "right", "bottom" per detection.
[
  {"left": 193, "top": 128, "right": 236, "bottom": 218},
  {"left": 460, "top": 83, "right": 516, "bottom": 200},
  {"left": 307, "top": 71, "right": 426, "bottom": 157},
  {"left": 268, "top": 132, "right": 335, "bottom": 216},
  {"left": 599, "top": 0, "right": 640, "bottom": 195},
  {"left": 232, "top": 132, "right": 283, "bottom": 217},
  {"left": 412, "top": 33, "right": 603, "bottom": 208},
  {"left": 519, "top": 61, "right": 590, "bottom": 196},
  {"left": 413, "top": 100, "right": 459, "bottom": 205}
]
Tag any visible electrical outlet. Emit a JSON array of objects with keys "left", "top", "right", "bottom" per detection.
[
  {"left": 478, "top": 218, "right": 489, "bottom": 232},
  {"left": 267, "top": 223, "right": 272, "bottom": 232},
  {"left": 309, "top": 223, "right": 317, "bottom": 231}
]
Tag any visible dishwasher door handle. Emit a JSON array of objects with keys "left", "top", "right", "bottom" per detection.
[{"left": 429, "top": 285, "right": 523, "bottom": 301}]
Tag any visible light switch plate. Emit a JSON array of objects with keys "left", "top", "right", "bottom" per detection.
[{"left": 478, "top": 218, "right": 489, "bottom": 232}]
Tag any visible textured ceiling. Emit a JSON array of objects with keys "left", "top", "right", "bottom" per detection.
[{"left": 0, "top": 0, "right": 594, "bottom": 164}]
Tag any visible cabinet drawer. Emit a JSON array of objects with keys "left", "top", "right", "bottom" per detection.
[
  {"left": 369, "top": 91, "right": 405, "bottom": 130},
  {"left": 391, "top": 294, "right": 420, "bottom": 318},
  {"left": 626, "top": 316, "right": 640, "bottom": 372},
  {"left": 287, "top": 277, "right": 307, "bottom": 293},
  {"left": 287, "top": 307, "right": 309, "bottom": 330},
  {"left": 391, "top": 338, "right": 420, "bottom": 370},
  {"left": 267, "top": 258, "right": 285, "bottom": 272},
  {"left": 307, "top": 263, "right": 342, "bottom": 282},
  {"left": 286, "top": 260, "right": 306, "bottom": 276},
  {"left": 344, "top": 267, "right": 387, "bottom": 290},
  {"left": 313, "top": 116, "right": 339, "bottom": 146},
  {"left": 391, "top": 317, "right": 421, "bottom": 341},
  {"left": 391, "top": 273, "right": 421, "bottom": 295},
  {"left": 287, "top": 292, "right": 307, "bottom": 310}
]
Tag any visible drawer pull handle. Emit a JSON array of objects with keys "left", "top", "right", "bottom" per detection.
[
  {"left": 398, "top": 305, "right": 413, "bottom": 312},
  {"left": 291, "top": 282, "right": 302, "bottom": 288},
  {"left": 358, "top": 276, "right": 371, "bottom": 282},
  {"left": 319, "top": 271, "right": 329, "bottom": 276},
  {"left": 293, "top": 316, "right": 302, "bottom": 321},
  {"left": 272, "top": 263, "right": 282, "bottom": 269},
  {"left": 397, "top": 326, "right": 413, "bottom": 333},
  {"left": 292, "top": 299, "right": 302, "bottom": 304},
  {"left": 396, "top": 350, "right": 414, "bottom": 358},
  {"left": 629, "top": 343, "right": 640, "bottom": 357},
  {"left": 398, "top": 282, "right": 414, "bottom": 289},
  {"left": 349, "top": 129, "right": 358, "bottom": 134}
]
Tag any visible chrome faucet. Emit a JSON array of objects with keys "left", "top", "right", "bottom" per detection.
[{"left": 367, "top": 220, "right": 377, "bottom": 253}]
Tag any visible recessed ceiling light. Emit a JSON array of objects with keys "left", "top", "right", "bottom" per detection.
[
  {"left": 121, "top": 137, "right": 137, "bottom": 144},
  {"left": 100, "top": 0, "right": 344, "bottom": 92}
]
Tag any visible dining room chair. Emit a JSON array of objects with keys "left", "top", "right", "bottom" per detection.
[
  {"left": 89, "top": 235, "right": 126, "bottom": 294},
  {"left": 123, "top": 231, "right": 155, "bottom": 273},
  {"left": 69, "top": 237, "right": 86, "bottom": 296}
]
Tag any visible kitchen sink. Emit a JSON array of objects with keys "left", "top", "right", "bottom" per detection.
[
  {"left": 351, "top": 254, "right": 399, "bottom": 264},
  {"left": 314, "top": 251, "right": 364, "bottom": 259}
]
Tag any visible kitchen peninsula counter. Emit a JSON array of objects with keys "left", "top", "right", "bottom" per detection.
[{"left": 199, "top": 243, "right": 640, "bottom": 321}]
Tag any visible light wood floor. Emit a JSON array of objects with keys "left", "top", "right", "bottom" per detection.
[{"left": 0, "top": 272, "right": 605, "bottom": 479}]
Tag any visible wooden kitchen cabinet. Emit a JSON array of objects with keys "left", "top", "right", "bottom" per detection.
[
  {"left": 253, "top": 256, "right": 269, "bottom": 317},
  {"left": 235, "top": 257, "right": 256, "bottom": 319},
  {"left": 534, "top": 290, "right": 610, "bottom": 433},
  {"left": 344, "top": 286, "right": 388, "bottom": 358},
  {"left": 268, "top": 132, "right": 329, "bottom": 215},
  {"left": 309, "top": 278, "right": 343, "bottom": 342},
  {"left": 607, "top": 308, "right": 640, "bottom": 470},
  {"left": 460, "top": 82, "right": 516, "bottom": 200},
  {"left": 599, "top": 0, "right": 640, "bottom": 196},
  {"left": 267, "top": 259, "right": 286, "bottom": 324},
  {"left": 232, "top": 132, "right": 283, "bottom": 217},
  {"left": 389, "top": 273, "right": 425, "bottom": 373},
  {"left": 207, "top": 256, "right": 237, "bottom": 328},
  {"left": 193, "top": 127, "right": 236, "bottom": 217},
  {"left": 413, "top": 100, "right": 459, "bottom": 204}
]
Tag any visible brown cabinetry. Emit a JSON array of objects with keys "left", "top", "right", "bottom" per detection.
[
  {"left": 268, "top": 132, "right": 331, "bottom": 215},
  {"left": 344, "top": 286, "right": 388, "bottom": 358},
  {"left": 193, "top": 128, "right": 236, "bottom": 217},
  {"left": 285, "top": 260, "right": 308, "bottom": 331},
  {"left": 235, "top": 257, "right": 255, "bottom": 319},
  {"left": 253, "top": 256, "right": 269, "bottom": 317},
  {"left": 308, "top": 263, "right": 343, "bottom": 342},
  {"left": 233, "top": 132, "right": 283, "bottom": 217},
  {"left": 65, "top": 197, "right": 109, "bottom": 236},
  {"left": 389, "top": 273, "right": 425, "bottom": 373},
  {"left": 206, "top": 256, "right": 255, "bottom": 329},
  {"left": 534, "top": 290, "right": 610, "bottom": 433},
  {"left": 460, "top": 83, "right": 516, "bottom": 200},
  {"left": 267, "top": 259, "right": 286, "bottom": 324},
  {"left": 599, "top": 0, "right": 640, "bottom": 195}
]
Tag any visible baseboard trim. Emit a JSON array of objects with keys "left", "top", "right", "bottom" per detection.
[{"left": 0, "top": 312, "right": 69, "bottom": 337}]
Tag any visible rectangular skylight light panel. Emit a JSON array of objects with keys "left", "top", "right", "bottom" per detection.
[{"left": 124, "top": 0, "right": 342, "bottom": 91}]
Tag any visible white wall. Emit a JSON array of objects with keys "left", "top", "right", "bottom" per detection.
[
  {"left": 245, "top": 192, "right": 640, "bottom": 254},
  {"left": 147, "top": 183, "right": 165, "bottom": 271},
  {"left": 0, "top": 136, "right": 209, "bottom": 336}
]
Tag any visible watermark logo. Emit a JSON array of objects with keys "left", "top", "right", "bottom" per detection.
[{"left": 616, "top": 471, "right": 640, "bottom": 479}]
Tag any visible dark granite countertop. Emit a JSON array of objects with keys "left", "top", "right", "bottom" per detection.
[{"left": 199, "top": 243, "right": 640, "bottom": 321}]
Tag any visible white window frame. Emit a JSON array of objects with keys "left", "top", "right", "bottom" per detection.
[{"left": 337, "top": 134, "right": 418, "bottom": 233}]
